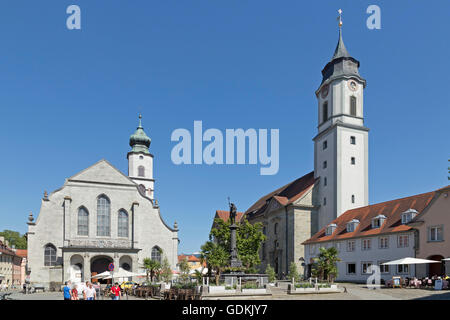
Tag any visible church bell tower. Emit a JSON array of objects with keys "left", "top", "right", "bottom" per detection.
[
  {"left": 128, "top": 115, "right": 155, "bottom": 199},
  {"left": 314, "top": 11, "right": 369, "bottom": 229}
]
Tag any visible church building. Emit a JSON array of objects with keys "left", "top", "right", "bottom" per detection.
[
  {"left": 26, "top": 116, "right": 179, "bottom": 289},
  {"left": 246, "top": 20, "right": 369, "bottom": 278}
]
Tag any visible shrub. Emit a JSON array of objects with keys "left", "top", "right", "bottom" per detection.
[{"left": 265, "top": 264, "right": 276, "bottom": 283}]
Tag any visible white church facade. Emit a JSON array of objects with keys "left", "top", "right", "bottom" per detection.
[
  {"left": 26, "top": 116, "right": 179, "bottom": 288},
  {"left": 246, "top": 22, "right": 369, "bottom": 278}
]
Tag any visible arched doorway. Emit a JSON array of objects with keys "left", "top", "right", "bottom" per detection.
[
  {"left": 428, "top": 255, "right": 444, "bottom": 277},
  {"left": 69, "top": 255, "right": 84, "bottom": 283},
  {"left": 91, "top": 256, "right": 113, "bottom": 284}
]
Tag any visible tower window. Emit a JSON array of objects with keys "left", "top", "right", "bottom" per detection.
[
  {"left": 323, "top": 140, "right": 328, "bottom": 150},
  {"left": 322, "top": 101, "right": 328, "bottom": 123},
  {"left": 350, "top": 96, "right": 357, "bottom": 116},
  {"left": 351, "top": 195, "right": 355, "bottom": 203},
  {"left": 350, "top": 136, "right": 356, "bottom": 145},
  {"left": 323, "top": 161, "right": 327, "bottom": 169},
  {"left": 351, "top": 157, "right": 356, "bottom": 165},
  {"left": 323, "top": 197, "right": 327, "bottom": 206},
  {"left": 138, "top": 166, "right": 145, "bottom": 177},
  {"left": 324, "top": 177, "right": 327, "bottom": 186}
]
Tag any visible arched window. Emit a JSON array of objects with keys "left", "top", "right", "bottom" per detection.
[
  {"left": 151, "top": 246, "right": 162, "bottom": 263},
  {"left": 274, "top": 223, "right": 278, "bottom": 235},
  {"left": 138, "top": 166, "right": 145, "bottom": 177},
  {"left": 350, "top": 96, "right": 357, "bottom": 116},
  {"left": 322, "top": 101, "right": 328, "bottom": 123},
  {"left": 118, "top": 210, "right": 129, "bottom": 238},
  {"left": 97, "top": 195, "right": 111, "bottom": 237},
  {"left": 44, "top": 244, "right": 57, "bottom": 266},
  {"left": 77, "top": 207, "right": 89, "bottom": 236}
]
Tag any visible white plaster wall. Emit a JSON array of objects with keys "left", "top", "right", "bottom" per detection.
[{"left": 305, "top": 232, "right": 416, "bottom": 283}]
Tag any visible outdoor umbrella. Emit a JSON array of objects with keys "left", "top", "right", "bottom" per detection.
[
  {"left": 92, "top": 271, "right": 111, "bottom": 279},
  {"left": 103, "top": 268, "right": 137, "bottom": 279},
  {"left": 381, "top": 257, "right": 441, "bottom": 265}
]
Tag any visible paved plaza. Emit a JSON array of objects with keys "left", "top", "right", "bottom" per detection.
[{"left": 4, "top": 283, "right": 450, "bottom": 301}]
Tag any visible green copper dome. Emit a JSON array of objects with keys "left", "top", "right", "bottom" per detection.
[{"left": 129, "top": 114, "right": 151, "bottom": 154}]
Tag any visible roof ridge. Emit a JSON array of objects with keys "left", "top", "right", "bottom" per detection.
[{"left": 344, "top": 190, "right": 436, "bottom": 215}]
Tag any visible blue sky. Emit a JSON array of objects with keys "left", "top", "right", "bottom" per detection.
[{"left": 0, "top": 1, "right": 448, "bottom": 253}]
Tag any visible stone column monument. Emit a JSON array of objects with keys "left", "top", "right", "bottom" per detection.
[{"left": 229, "top": 202, "right": 242, "bottom": 268}]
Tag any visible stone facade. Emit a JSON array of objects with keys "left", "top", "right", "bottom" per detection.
[
  {"left": 26, "top": 118, "right": 178, "bottom": 289},
  {"left": 246, "top": 176, "right": 319, "bottom": 278}
]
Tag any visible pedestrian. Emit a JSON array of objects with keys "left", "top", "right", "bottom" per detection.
[
  {"left": 84, "top": 282, "right": 96, "bottom": 301},
  {"left": 71, "top": 284, "right": 79, "bottom": 300},
  {"left": 63, "top": 281, "right": 72, "bottom": 300},
  {"left": 110, "top": 282, "right": 121, "bottom": 300}
]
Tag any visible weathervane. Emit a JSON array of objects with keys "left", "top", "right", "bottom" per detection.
[{"left": 337, "top": 9, "right": 343, "bottom": 28}]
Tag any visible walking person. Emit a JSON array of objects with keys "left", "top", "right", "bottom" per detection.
[
  {"left": 63, "top": 281, "right": 72, "bottom": 300},
  {"left": 110, "top": 282, "right": 122, "bottom": 300},
  {"left": 71, "top": 284, "right": 79, "bottom": 300},
  {"left": 84, "top": 282, "right": 96, "bottom": 301}
]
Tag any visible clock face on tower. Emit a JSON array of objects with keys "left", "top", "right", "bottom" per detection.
[
  {"left": 348, "top": 80, "right": 357, "bottom": 91},
  {"left": 321, "top": 84, "right": 329, "bottom": 98}
]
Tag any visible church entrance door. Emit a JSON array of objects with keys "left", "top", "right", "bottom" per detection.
[{"left": 91, "top": 256, "right": 113, "bottom": 284}]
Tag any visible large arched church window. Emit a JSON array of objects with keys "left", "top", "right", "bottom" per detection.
[
  {"left": 44, "top": 244, "right": 57, "bottom": 266},
  {"left": 350, "top": 96, "right": 357, "bottom": 116},
  {"left": 118, "top": 210, "right": 129, "bottom": 238},
  {"left": 97, "top": 195, "right": 111, "bottom": 237},
  {"left": 77, "top": 207, "right": 89, "bottom": 236},
  {"left": 151, "top": 246, "right": 162, "bottom": 263},
  {"left": 138, "top": 166, "right": 145, "bottom": 177}
]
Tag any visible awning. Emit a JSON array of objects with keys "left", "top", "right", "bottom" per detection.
[{"left": 381, "top": 257, "right": 441, "bottom": 265}]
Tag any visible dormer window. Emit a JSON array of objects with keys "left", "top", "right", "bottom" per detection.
[
  {"left": 326, "top": 223, "right": 337, "bottom": 236},
  {"left": 401, "top": 209, "right": 418, "bottom": 224},
  {"left": 372, "top": 215, "right": 387, "bottom": 229},
  {"left": 346, "top": 219, "right": 360, "bottom": 233}
]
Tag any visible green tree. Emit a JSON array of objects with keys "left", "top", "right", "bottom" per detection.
[
  {"left": 193, "top": 270, "right": 203, "bottom": 283},
  {"left": 178, "top": 257, "right": 190, "bottom": 283},
  {"left": 311, "top": 247, "right": 341, "bottom": 282},
  {"left": 265, "top": 264, "right": 276, "bottom": 283},
  {"left": 160, "top": 256, "right": 172, "bottom": 283},
  {"left": 288, "top": 262, "right": 300, "bottom": 282},
  {"left": 236, "top": 218, "right": 266, "bottom": 270},
  {"left": 200, "top": 241, "right": 229, "bottom": 285},
  {"left": 209, "top": 217, "right": 266, "bottom": 272},
  {"left": 0, "top": 230, "right": 27, "bottom": 249},
  {"left": 143, "top": 258, "right": 161, "bottom": 283}
]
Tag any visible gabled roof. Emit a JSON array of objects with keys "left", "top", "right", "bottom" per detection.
[
  {"left": 67, "top": 159, "right": 136, "bottom": 186},
  {"left": 303, "top": 190, "right": 438, "bottom": 245},
  {"left": 214, "top": 210, "right": 245, "bottom": 223},
  {"left": 245, "top": 171, "right": 317, "bottom": 216}
]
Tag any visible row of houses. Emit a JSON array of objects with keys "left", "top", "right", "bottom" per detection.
[
  {"left": 210, "top": 185, "right": 449, "bottom": 283},
  {"left": 303, "top": 186, "right": 450, "bottom": 282},
  {"left": 0, "top": 237, "right": 28, "bottom": 287}
]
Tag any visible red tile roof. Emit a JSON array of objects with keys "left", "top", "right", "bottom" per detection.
[
  {"left": 303, "top": 190, "right": 438, "bottom": 244},
  {"left": 215, "top": 210, "right": 245, "bottom": 223},
  {"left": 15, "top": 249, "right": 27, "bottom": 258},
  {"left": 245, "top": 171, "right": 317, "bottom": 216},
  {"left": 178, "top": 254, "right": 200, "bottom": 263}
]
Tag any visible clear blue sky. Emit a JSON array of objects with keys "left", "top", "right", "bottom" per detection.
[{"left": 0, "top": 1, "right": 448, "bottom": 253}]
